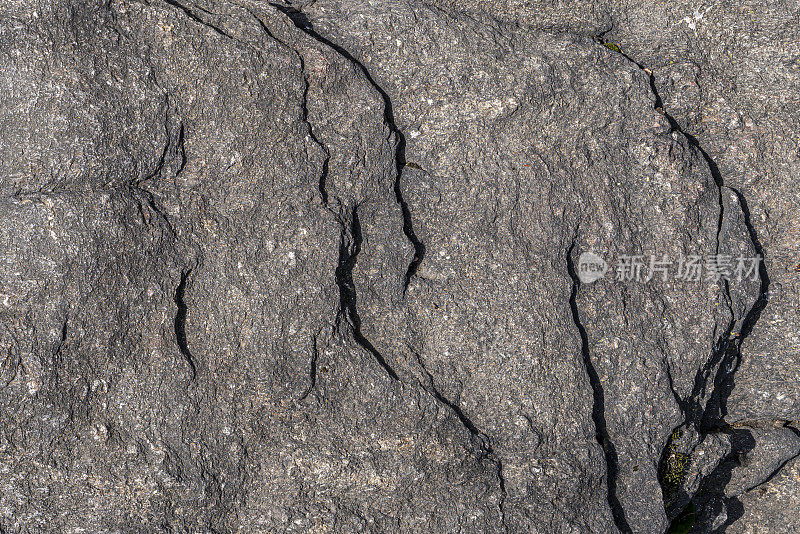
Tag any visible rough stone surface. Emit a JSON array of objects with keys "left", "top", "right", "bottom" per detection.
[{"left": 0, "top": 0, "right": 797, "bottom": 532}]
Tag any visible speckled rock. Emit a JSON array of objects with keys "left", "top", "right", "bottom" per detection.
[{"left": 0, "top": 0, "right": 795, "bottom": 532}]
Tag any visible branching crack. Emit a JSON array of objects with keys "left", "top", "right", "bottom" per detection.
[
  {"left": 249, "top": 7, "right": 400, "bottom": 388},
  {"left": 567, "top": 241, "right": 633, "bottom": 534},
  {"left": 128, "top": 185, "right": 177, "bottom": 237},
  {"left": 129, "top": 97, "right": 183, "bottom": 237},
  {"left": 256, "top": 10, "right": 503, "bottom": 510},
  {"left": 595, "top": 38, "right": 772, "bottom": 532},
  {"left": 269, "top": 3, "right": 425, "bottom": 293}
]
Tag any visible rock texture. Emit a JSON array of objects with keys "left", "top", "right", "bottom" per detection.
[{"left": 0, "top": 0, "right": 796, "bottom": 532}]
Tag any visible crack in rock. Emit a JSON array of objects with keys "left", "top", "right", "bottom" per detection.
[
  {"left": 174, "top": 268, "right": 198, "bottom": 379},
  {"left": 335, "top": 204, "right": 400, "bottom": 381},
  {"left": 260, "top": 9, "right": 506, "bottom": 520},
  {"left": 162, "top": 0, "right": 236, "bottom": 40},
  {"left": 412, "top": 350, "right": 507, "bottom": 528},
  {"left": 128, "top": 96, "right": 185, "bottom": 238},
  {"left": 248, "top": 9, "right": 401, "bottom": 383},
  {"left": 594, "top": 37, "right": 773, "bottom": 532},
  {"left": 299, "top": 332, "right": 319, "bottom": 400},
  {"left": 566, "top": 240, "right": 633, "bottom": 534},
  {"left": 248, "top": 9, "right": 331, "bottom": 207},
  {"left": 743, "top": 434, "right": 800, "bottom": 495},
  {"left": 269, "top": 2, "right": 425, "bottom": 294}
]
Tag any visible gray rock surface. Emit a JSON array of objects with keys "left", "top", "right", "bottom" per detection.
[{"left": 0, "top": 0, "right": 796, "bottom": 532}]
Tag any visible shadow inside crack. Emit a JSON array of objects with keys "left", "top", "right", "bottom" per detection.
[
  {"left": 335, "top": 205, "right": 399, "bottom": 381},
  {"left": 174, "top": 269, "right": 198, "bottom": 379},
  {"left": 592, "top": 41, "right": 771, "bottom": 533},
  {"left": 566, "top": 243, "right": 633, "bottom": 534},
  {"left": 692, "top": 429, "right": 755, "bottom": 533},
  {"left": 269, "top": 2, "right": 425, "bottom": 293}
]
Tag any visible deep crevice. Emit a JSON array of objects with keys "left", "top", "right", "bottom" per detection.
[
  {"left": 595, "top": 38, "right": 772, "bottom": 533},
  {"left": 707, "top": 421, "right": 800, "bottom": 497},
  {"left": 567, "top": 241, "right": 633, "bottom": 534},
  {"left": 270, "top": 3, "right": 425, "bottom": 293},
  {"left": 335, "top": 205, "right": 399, "bottom": 381},
  {"left": 174, "top": 269, "right": 198, "bottom": 379}
]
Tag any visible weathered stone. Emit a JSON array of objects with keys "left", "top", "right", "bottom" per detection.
[{"left": 0, "top": 0, "right": 796, "bottom": 532}]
